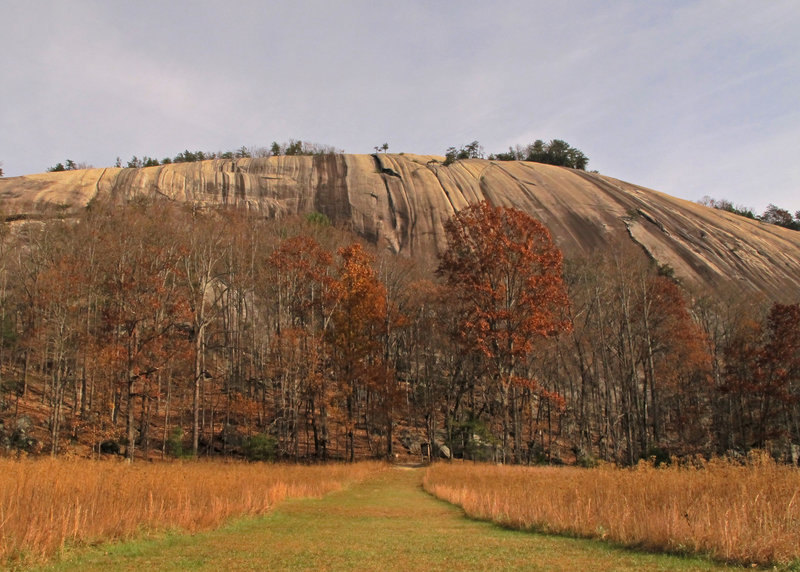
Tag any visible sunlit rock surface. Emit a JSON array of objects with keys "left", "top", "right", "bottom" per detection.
[{"left": 2, "top": 154, "right": 799, "bottom": 298}]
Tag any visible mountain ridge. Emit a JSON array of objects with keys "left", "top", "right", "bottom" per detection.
[{"left": 1, "top": 153, "right": 799, "bottom": 298}]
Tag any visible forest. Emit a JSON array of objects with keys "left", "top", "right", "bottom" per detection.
[{"left": 0, "top": 197, "right": 797, "bottom": 466}]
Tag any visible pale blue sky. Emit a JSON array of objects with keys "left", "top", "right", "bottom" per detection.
[{"left": 1, "top": 1, "right": 798, "bottom": 213}]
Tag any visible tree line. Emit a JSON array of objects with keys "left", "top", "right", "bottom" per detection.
[
  {"left": 0, "top": 199, "right": 797, "bottom": 465},
  {"left": 699, "top": 196, "right": 800, "bottom": 232},
  {"left": 442, "top": 139, "right": 589, "bottom": 170},
  {"left": 46, "top": 140, "right": 344, "bottom": 173},
  {"left": 489, "top": 139, "right": 589, "bottom": 170},
  {"left": 44, "top": 138, "right": 589, "bottom": 175}
]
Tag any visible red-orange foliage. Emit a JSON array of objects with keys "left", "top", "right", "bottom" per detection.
[
  {"left": 268, "top": 236, "right": 338, "bottom": 458},
  {"left": 643, "top": 275, "right": 713, "bottom": 451},
  {"left": 438, "top": 202, "right": 571, "bottom": 461},
  {"left": 438, "top": 201, "right": 570, "bottom": 373},
  {"left": 719, "top": 303, "right": 800, "bottom": 451},
  {"left": 760, "top": 303, "right": 800, "bottom": 401},
  {"left": 94, "top": 205, "right": 192, "bottom": 460},
  {"left": 269, "top": 235, "right": 335, "bottom": 329},
  {"left": 328, "top": 243, "right": 390, "bottom": 460},
  {"left": 756, "top": 303, "right": 800, "bottom": 446},
  {"left": 329, "top": 243, "right": 388, "bottom": 373},
  {"left": 2, "top": 195, "right": 796, "bottom": 467}
]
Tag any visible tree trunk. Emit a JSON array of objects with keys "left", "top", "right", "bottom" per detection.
[
  {"left": 126, "top": 377, "right": 136, "bottom": 461},
  {"left": 192, "top": 320, "right": 205, "bottom": 457}
]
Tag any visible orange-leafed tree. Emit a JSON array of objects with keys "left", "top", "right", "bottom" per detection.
[
  {"left": 268, "top": 235, "right": 336, "bottom": 459},
  {"left": 757, "top": 303, "right": 800, "bottom": 454},
  {"left": 33, "top": 241, "right": 84, "bottom": 455},
  {"left": 438, "top": 201, "right": 571, "bottom": 463},
  {"left": 641, "top": 274, "right": 712, "bottom": 453},
  {"left": 327, "top": 243, "right": 388, "bottom": 461},
  {"left": 721, "top": 302, "right": 800, "bottom": 455},
  {"left": 96, "top": 202, "right": 192, "bottom": 461},
  {"left": 721, "top": 313, "right": 765, "bottom": 451}
]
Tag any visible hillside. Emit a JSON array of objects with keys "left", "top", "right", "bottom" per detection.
[
  {"left": 1, "top": 153, "right": 799, "bottom": 467},
  {"left": 2, "top": 154, "right": 799, "bottom": 299}
]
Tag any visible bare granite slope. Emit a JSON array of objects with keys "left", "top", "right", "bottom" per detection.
[{"left": 1, "top": 154, "right": 798, "bottom": 298}]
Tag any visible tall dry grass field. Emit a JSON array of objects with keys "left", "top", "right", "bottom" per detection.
[
  {"left": 423, "top": 455, "right": 800, "bottom": 567},
  {"left": 0, "top": 458, "right": 385, "bottom": 567}
]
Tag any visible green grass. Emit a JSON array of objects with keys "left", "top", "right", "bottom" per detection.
[{"left": 32, "top": 467, "right": 738, "bottom": 571}]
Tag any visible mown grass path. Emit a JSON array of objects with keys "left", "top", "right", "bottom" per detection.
[{"left": 40, "top": 467, "right": 734, "bottom": 571}]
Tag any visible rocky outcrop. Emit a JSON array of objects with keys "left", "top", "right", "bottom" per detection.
[{"left": 2, "top": 154, "right": 799, "bottom": 298}]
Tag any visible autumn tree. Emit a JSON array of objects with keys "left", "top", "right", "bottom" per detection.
[
  {"left": 327, "top": 243, "right": 388, "bottom": 461},
  {"left": 181, "top": 210, "right": 229, "bottom": 457},
  {"left": 719, "top": 309, "right": 765, "bottom": 452},
  {"left": 268, "top": 234, "right": 336, "bottom": 459},
  {"left": 438, "top": 201, "right": 570, "bottom": 463},
  {"left": 405, "top": 277, "right": 488, "bottom": 460},
  {"left": 716, "top": 302, "right": 800, "bottom": 457},
  {"left": 553, "top": 243, "right": 716, "bottom": 465},
  {"left": 372, "top": 251, "right": 417, "bottom": 458},
  {"left": 95, "top": 200, "right": 191, "bottom": 461},
  {"left": 10, "top": 221, "right": 79, "bottom": 450},
  {"left": 756, "top": 303, "right": 800, "bottom": 456},
  {"left": 16, "top": 221, "right": 88, "bottom": 455},
  {"left": 0, "top": 190, "right": 792, "bottom": 466},
  {"left": 0, "top": 221, "right": 10, "bottom": 409},
  {"left": 639, "top": 274, "right": 712, "bottom": 454}
]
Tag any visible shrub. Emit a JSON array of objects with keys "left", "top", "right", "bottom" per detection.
[
  {"left": 305, "top": 212, "right": 331, "bottom": 226},
  {"left": 243, "top": 433, "right": 277, "bottom": 462},
  {"left": 166, "top": 427, "right": 188, "bottom": 458}
]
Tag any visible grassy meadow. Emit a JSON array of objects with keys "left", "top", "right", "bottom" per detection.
[
  {"left": 31, "top": 467, "right": 731, "bottom": 571},
  {"left": 423, "top": 454, "right": 800, "bottom": 568},
  {"left": 4, "top": 454, "right": 797, "bottom": 570},
  {"left": 0, "top": 457, "right": 386, "bottom": 567}
]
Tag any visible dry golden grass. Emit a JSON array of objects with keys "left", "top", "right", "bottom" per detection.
[
  {"left": 423, "top": 454, "right": 800, "bottom": 567},
  {"left": 0, "top": 458, "right": 385, "bottom": 567}
]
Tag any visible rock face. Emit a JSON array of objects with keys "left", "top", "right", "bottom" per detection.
[{"left": 2, "top": 154, "right": 799, "bottom": 298}]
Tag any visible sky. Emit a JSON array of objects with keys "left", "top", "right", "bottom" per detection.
[{"left": 1, "top": 1, "right": 798, "bottom": 215}]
